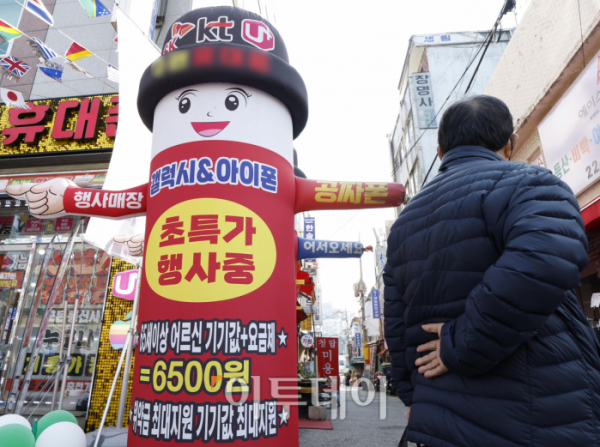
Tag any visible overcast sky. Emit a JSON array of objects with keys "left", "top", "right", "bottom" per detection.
[{"left": 266, "top": 0, "right": 530, "bottom": 317}]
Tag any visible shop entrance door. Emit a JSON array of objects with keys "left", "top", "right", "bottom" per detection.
[{"left": 0, "top": 239, "right": 111, "bottom": 417}]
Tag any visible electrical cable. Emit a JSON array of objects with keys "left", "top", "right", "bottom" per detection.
[
  {"left": 390, "top": 30, "right": 493, "bottom": 180},
  {"left": 419, "top": 0, "right": 514, "bottom": 188},
  {"left": 327, "top": 33, "right": 487, "bottom": 243},
  {"left": 577, "top": 0, "right": 586, "bottom": 69},
  {"left": 464, "top": 22, "right": 499, "bottom": 93},
  {"left": 392, "top": 0, "right": 514, "bottom": 183},
  {"left": 325, "top": 209, "right": 361, "bottom": 240}
]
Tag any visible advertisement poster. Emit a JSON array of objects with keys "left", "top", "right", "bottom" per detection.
[
  {"left": 54, "top": 217, "right": 74, "bottom": 232},
  {"left": 24, "top": 218, "right": 44, "bottom": 234},
  {"left": 539, "top": 50, "right": 600, "bottom": 195},
  {"left": 0, "top": 271, "right": 24, "bottom": 289}
]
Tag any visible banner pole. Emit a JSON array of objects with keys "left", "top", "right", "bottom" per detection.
[
  {"left": 58, "top": 293, "right": 81, "bottom": 410},
  {"left": 51, "top": 297, "right": 69, "bottom": 410},
  {"left": 116, "top": 257, "right": 142, "bottom": 429}
]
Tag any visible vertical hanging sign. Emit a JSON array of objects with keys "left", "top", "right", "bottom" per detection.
[
  {"left": 316, "top": 337, "right": 339, "bottom": 378},
  {"left": 410, "top": 73, "right": 437, "bottom": 129},
  {"left": 303, "top": 216, "right": 316, "bottom": 262},
  {"left": 371, "top": 289, "right": 381, "bottom": 319}
]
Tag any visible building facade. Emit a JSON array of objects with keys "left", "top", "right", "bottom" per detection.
[
  {"left": 389, "top": 29, "right": 513, "bottom": 208},
  {"left": 484, "top": 0, "right": 600, "bottom": 324}
]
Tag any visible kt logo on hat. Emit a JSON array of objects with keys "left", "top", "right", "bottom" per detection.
[
  {"left": 241, "top": 19, "right": 275, "bottom": 51},
  {"left": 197, "top": 16, "right": 234, "bottom": 43}
]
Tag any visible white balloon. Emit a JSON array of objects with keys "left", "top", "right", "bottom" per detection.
[
  {"left": 0, "top": 414, "right": 31, "bottom": 430},
  {"left": 35, "top": 421, "right": 85, "bottom": 447}
]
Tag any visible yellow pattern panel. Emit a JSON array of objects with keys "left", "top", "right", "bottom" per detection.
[{"left": 85, "top": 257, "right": 135, "bottom": 432}]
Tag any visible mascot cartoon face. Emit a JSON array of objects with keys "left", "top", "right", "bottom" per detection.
[{"left": 151, "top": 83, "right": 294, "bottom": 165}]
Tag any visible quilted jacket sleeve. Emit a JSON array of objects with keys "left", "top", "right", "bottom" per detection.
[
  {"left": 440, "top": 169, "right": 589, "bottom": 376},
  {"left": 383, "top": 262, "right": 414, "bottom": 405}
]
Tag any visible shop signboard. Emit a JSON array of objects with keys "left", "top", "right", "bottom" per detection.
[
  {"left": 303, "top": 217, "right": 316, "bottom": 262},
  {"left": 316, "top": 337, "right": 339, "bottom": 379},
  {"left": 0, "top": 94, "right": 118, "bottom": 156},
  {"left": 372, "top": 289, "right": 381, "bottom": 319},
  {"left": 301, "top": 334, "right": 314, "bottom": 348},
  {"left": 539, "top": 49, "right": 600, "bottom": 195},
  {"left": 300, "top": 317, "right": 312, "bottom": 331}
]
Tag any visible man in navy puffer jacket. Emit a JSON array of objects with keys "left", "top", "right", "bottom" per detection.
[{"left": 384, "top": 95, "right": 600, "bottom": 447}]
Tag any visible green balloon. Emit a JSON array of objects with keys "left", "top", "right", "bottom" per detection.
[
  {"left": 35, "top": 410, "right": 78, "bottom": 440},
  {"left": 0, "top": 423, "right": 35, "bottom": 447}
]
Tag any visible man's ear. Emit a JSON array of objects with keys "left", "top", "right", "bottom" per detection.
[
  {"left": 503, "top": 136, "right": 513, "bottom": 160},
  {"left": 437, "top": 145, "right": 443, "bottom": 161}
]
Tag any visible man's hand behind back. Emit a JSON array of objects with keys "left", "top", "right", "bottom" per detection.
[{"left": 415, "top": 323, "right": 449, "bottom": 378}]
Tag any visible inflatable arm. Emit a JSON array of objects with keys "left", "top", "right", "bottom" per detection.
[
  {"left": 295, "top": 177, "right": 405, "bottom": 213},
  {"left": 6, "top": 180, "right": 148, "bottom": 219}
]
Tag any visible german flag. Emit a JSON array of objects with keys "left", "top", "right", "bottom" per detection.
[
  {"left": 0, "top": 20, "right": 21, "bottom": 42},
  {"left": 65, "top": 41, "right": 92, "bottom": 61}
]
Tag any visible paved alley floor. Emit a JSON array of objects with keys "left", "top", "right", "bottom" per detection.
[{"left": 299, "top": 386, "right": 409, "bottom": 447}]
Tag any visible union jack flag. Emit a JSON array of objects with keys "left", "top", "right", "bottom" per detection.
[{"left": 0, "top": 56, "right": 31, "bottom": 78}]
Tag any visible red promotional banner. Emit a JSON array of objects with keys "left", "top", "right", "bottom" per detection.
[{"left": 316, "top": 337, "right": 339, "bottom": 379}]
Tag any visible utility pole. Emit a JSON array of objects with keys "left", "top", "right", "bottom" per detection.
[
  {"left": 359, "top": 258, "right": 368, "bottom": 345},
  {"left": 354, "top": 253, "right": 368, "bottom": 351}
]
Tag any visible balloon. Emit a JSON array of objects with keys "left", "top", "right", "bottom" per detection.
[
  {"left": 35, "top": 410, "right": 77, "bottom": 440},
  {"left": 0, "top": 423, "right": 35, "bottom": 447},
  {"left": 0, "top": 414, "right": 31, "bottom": 429},
  {"left": 35, "top": 421, "right": 85, "bottom": 447}
]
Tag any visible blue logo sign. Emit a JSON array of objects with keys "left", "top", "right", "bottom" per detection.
[
  {"left": 372, "top": 290, "right": 381, "bottom": 319},
  {"left": 355, "top": 332, "right": 362, "bottom": 349}
]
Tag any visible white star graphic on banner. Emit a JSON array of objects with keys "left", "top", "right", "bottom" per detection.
[
  {"left": 278, "top": 328, "right": 288, "bottom": 347},
  {"left": 279, "top": 405, "right": 289, "bottom": 426}
]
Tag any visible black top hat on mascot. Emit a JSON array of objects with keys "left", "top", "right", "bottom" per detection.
[{"left": 138, "top": 6, "right": 308, "bottom": 139}]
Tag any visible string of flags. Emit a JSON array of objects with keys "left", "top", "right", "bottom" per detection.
[
  {"left": 0, "top": 0, "right": 119, "bottom": 90},
  {"left": 24, "top": 0, "right": 54, "bottom": 27},
  {"left": 0, "top": 19, "right": 21, "bottom": 45},
  {"left": 28, "top": 36, "right": 58, "bottom": 61},
  {"left": 107, "top": 64, "right": 118, "bottom": 83},
  {"left": 65, "top": 42, "right": 93, "bottom": 61},
  {"left": 38, "top": 61, "right": 63, "bottom": 83},
  {"left": 79, "top": 0, "right": 111, "bottom": 18},
  {"left": 0, "top": 55, "right": 30, "bottom": 81},
  {"left": 0, "top": 87, "right": 29, "bottom": 109}
]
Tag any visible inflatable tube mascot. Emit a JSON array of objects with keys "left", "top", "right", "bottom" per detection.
[{"left": 8, "top": 7, "right": 405, "bottom": 446}]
